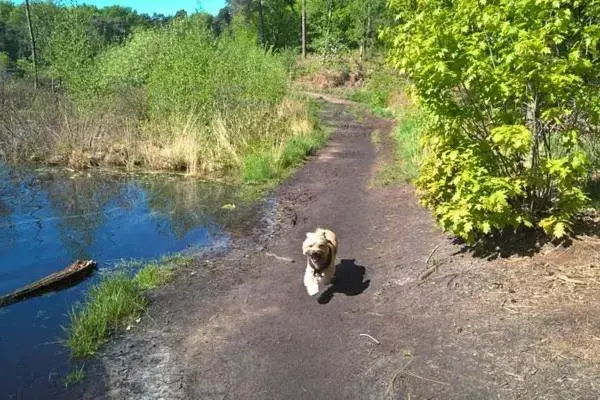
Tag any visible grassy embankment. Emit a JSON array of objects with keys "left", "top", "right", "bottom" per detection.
[
  {"left": 63, "top": 254, "right": 190, "bottom": 386},
  {"left": 67, "top": 255, "right": 191, "bottom": 358}
]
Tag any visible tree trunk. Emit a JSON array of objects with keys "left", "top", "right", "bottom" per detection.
[
  {"left": 322, "top": 0, "right": 332, "bottom": 64},
  {"left": 301, "top": 0, "right": 307, "bottom": 58},
  {"left": 258, "top": 0, "right": 266, "bottom": 47},
  {"left": 360, "top": 0, "right": 372, "bottom": 68},
  {"left": 366, "top": 1, "right": 372, "bottom": 59},
  {"left": 24, "top": 0, "right": 38, "bottom": 90},
  {"left": 0, "top": 72, "right": 4, "bottom": 105}
]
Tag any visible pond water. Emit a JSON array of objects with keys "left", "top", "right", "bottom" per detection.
[{"left": 0, "top": 165, "right": 261, "bottom": 398}]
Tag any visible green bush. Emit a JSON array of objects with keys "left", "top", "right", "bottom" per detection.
[
  {"left": 386, "top": 0, "right": 599, "bottom": 242},
  {"left": 92, "top": 18, "right": 287, "bottom": 122}
]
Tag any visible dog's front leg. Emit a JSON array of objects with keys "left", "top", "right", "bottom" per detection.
[
  {"left": 321, "top": 266, "right": 335, "bottom": 286},
  {"left": 304, "top": 263, "right": 319, "bottom": 296}
]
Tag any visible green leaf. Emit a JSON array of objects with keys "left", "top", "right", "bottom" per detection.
[{"left": 553, "top": 222, "right": 566, "bottom": 238}]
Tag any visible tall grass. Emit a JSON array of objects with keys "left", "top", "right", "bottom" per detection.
[
  {"left": 392, "top": 110, "right": 423, "bottom": 181},
  {"left": 376, "top": 110, "right": 424, "bottom": 185},
  {"left": 67, "top": 274, "right": 147, "bottom": 358},
  {"left": 241, "top": 97, "right": 326, "bottom": 183}
]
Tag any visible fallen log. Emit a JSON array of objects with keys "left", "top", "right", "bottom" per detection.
[{"left": 0, "top": 260, "right": 97, "bottom": 308}]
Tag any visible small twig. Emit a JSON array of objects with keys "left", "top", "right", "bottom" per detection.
[
  {"left": 386, "top": 359, "right": 413, "bottom": 399},
  {"left": 542, "top": 240, "right": 568, "bottom": 256},
  {"left": 418, "top": 271, "right": 457, "bottom": 287},
  {"left": 425, "top": 245, "right": 441, "bottom": 266},
  {"left": 418, "top": 265, "right": 437, "bottom": 281},
  {"left": 265, "top": 252, "right": 295, "bottom": 263},
  {"left": 501, "top": 299, "right": 519, "bottom": 314},
  {"left": 402, "top": 370, "right": 450, "bottom": 386},
  {"left": 555, "top": 274, "right": 585, "bottom": 285},
  {"left": 359, "top": 333, "right": 381, "bottom": 345},
  {"left": 446, "top": 273, "right": 459, "bottom": 287}
]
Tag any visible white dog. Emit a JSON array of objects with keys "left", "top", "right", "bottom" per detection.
[{"left": 302, "top": 228, "right": 338, "bottom": 296}]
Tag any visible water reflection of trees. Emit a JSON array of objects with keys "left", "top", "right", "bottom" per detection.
[
  {"left": 0, "top": 165, "right": 14, "bottom": 218},
  {"left": 38, "top": 173, "right": 131, "bottom": 258},
  {"left": 140, "top": 178, "right": 238, "bottom": 239},
  {"left": 32, "top": 172, "right": 254, "bottom": 253},
  {"left": 1, "top": 167, "right": 263, "bottom": 263}
]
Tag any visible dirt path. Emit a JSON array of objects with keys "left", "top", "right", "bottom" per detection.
[{"left": 82, "top": 99, "right": 600, "bottom": 400}]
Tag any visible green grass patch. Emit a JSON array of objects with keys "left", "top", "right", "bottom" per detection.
[
  {"left": 242, "top": 120, "right": 327, "bottom": 184},
  {"left": 375, "top": 110, "right": 424, "bottom": 186},
  {"left": 133, "top": 263, "right": 174, "bottom": 290},
  {"left": 242, "top": 132, "right": 327, "bottom": 184},
  {"left": 67, "top": 274, "right": 147, "bottom": 358},
  {"left": 347, "top": 67, "right": 405, "bottom": 118},
  {"left": 133, "top": 254, "right": 193, "bottom": 290},
  {"left": 242, "top": 152, "right": 277, "bottom": 183},
  {"left": 280, "top": 130, "right": 327, "bottom": 168},
  {"left": 64, "top": 365, "right": 86, "bottom": 387},
  {"left": 392, "top": 111, "right": 423, "bottom": 181},
  {"left": 66, "top": 253, "right": 194, "bottom": 358}
]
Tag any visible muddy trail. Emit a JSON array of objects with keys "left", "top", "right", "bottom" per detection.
[{"left": 80, "top": 98, "right": 600, "bottom": 400}]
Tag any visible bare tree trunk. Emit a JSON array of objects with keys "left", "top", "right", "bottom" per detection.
[
  {"left": 366, "top": 1, "right": 372, "bottom": 59},
  {"left": 301, "top": 0, "right": 307, "bottom": 58},
  {"left": 360, "top": 0, "right": 372, "bottom": 68},
  {"left": 24, "top": 0, "right": 38, "bottom": 90},
  {"left": 0, "top": 72, "right": 4, "bottom": 105},
  {"left": 258, "top": 0, "right": 266, "bottom": 47},
  {"left": 322, "top": 0, "right": 332, "bottom": 64}
]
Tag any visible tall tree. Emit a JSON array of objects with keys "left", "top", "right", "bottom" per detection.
[
  {"left": 0, "top": 51, "right": 8, "bottom": 103},
  {"left": 322, "top": 0, "right": 332, "bottom": 63},
  {"left": 301, "top": 0, "right": 306, "bottom": 57},
  {"left": 257, "top": 0, "right": 265, "bottom": 46},
  {"left": 24, "top": 0, "right": 37, "bottom": 88}
]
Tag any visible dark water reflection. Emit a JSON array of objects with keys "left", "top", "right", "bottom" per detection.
[{"left": 0, "top": 165, "right": 260, "bottom": 398}]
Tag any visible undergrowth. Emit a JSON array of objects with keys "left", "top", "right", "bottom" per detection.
[
  {"left": 0, "top": 19, "right": 322, "bottom": 184},
  {"left": 375, "top": 109, "right": 424, "bottom": 186},
  {"left": 241, "top": 98, "right": 326, "bottom": 184}
]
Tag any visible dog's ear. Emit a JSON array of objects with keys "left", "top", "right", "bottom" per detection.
[{"left": 306, "top": 232, "right": 313, "bottom": 238}]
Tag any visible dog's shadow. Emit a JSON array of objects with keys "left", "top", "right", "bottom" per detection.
[{"left": 318, "top": 259, "right": 370, "bottom": 304}]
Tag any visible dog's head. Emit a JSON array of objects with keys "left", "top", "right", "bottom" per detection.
[{"left": 302, "top": 231, "right": 332, "bottom": 267}]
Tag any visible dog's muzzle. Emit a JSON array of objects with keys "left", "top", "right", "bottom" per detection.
[{"left": 308, "top": 255, "right": 329, "bottom": 276}]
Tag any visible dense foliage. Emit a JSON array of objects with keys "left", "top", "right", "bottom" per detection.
[
  {"left": 0, "top": 2, "right": 174, "bottom": 76},
  {"left": 0, "top": 0, "right": 392, "bottom": 79},
  {"left": 386, "top": 0, "right": 600, "bottom": 242}
]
